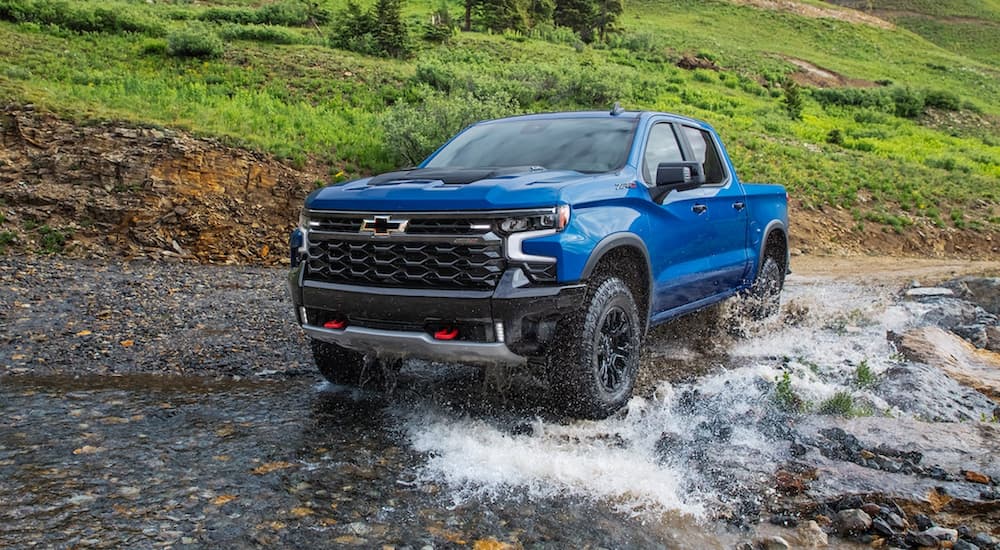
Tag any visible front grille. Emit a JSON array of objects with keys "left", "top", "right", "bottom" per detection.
[
  {"left": 405, "top": 218, "right": 492, "bottom": 235},
  {"left": 309, "top": 215, "right": 363, "bottom": 233},
  {"left": 305, "top": 240, "right": 505, "bottom": 289}
]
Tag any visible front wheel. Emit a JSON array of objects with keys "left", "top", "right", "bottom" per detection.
[{"left": 549, "top": 276, "right": 643, "bottom": 419}]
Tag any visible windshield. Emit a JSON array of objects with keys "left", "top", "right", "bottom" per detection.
[{"left": 423, "top": 117, "right": 637, "bottom": 173}]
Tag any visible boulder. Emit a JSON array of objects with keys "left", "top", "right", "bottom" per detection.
[
  {"left": 835, "top": 508, "right": 872, "bottom": 536},
  {"left": 888, "top": 326, "right": 1000, "bottom": 403},
  {"left": 942, "top": 277, "right": 1000, "bottom": 315}
]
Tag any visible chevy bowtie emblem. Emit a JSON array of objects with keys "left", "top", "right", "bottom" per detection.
[{"left": 360, "top": 215, "right": 408, "bottom": 236}]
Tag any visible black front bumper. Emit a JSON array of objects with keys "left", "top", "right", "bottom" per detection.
[{"left": 288, "top": 266, "right": 585, "bottom": 365}]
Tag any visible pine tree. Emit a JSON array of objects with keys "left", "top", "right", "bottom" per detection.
[
  {"left": 553, "top": 0, "right": 596, "bottom": 41},
  {"left": 594, "top": 0, "right": 623, "bottom": 42},
  {"left": 479, "top": 0, "right": 528, "bottom": 32},
  {"left": 373, "top": 0, "right": 410, "bottom": 57}
]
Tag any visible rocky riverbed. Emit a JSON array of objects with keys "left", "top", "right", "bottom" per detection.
[{"left": 2, "top": 256, "right": 1000, "bottom": 549}]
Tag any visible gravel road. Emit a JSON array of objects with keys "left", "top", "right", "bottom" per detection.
[{"left": 1, "top": 257, "right": 311, "bottom": 378}]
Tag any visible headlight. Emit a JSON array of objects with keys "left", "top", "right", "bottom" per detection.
[
  {"left": 497, "top": 205, "right": 571, "bottom": 234},
  {"left": 298, "top": 210, "right": 310, "bottom": 231}
]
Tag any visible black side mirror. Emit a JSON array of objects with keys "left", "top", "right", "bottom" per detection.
[{"left": 655, "top": 161, "right": 705, "bottom": 192}]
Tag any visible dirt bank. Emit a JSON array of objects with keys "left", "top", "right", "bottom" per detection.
[{"left": 1, "top": 105, "right": 997, "bottom": 263}]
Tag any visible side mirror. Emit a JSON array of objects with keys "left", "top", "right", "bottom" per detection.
[{"left": 655, "top": 161, "right": 705, "bottom": 192}]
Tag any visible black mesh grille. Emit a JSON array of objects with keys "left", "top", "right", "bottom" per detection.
[
  {"left": 305, "top": 240, "right": 505, "bottom": 289},
  {"left": 310, "top": 215, "right": 363, "bottom": 232},
  {"left": 405, "top": 219, "right": 492, "bottom": 235}
]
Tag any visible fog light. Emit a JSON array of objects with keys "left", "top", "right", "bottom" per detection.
[{"left": 495, "top": 322, "right": 505, "bottom": 343}]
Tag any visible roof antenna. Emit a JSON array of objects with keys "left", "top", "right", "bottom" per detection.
[{"left": 610, "top": 101, "right": 624, "bottom": 116}]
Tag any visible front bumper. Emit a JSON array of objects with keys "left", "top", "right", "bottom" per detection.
[{"left": 288, "top": 266, "right": 585, "bottom": 366}]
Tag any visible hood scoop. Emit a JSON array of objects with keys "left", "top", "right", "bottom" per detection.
[{"left": 367, "top": 166, "right": 545, "bottom": 186}]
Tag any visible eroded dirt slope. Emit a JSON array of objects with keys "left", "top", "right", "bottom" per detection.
[{"left": 1, "top": 105, "right": 997, "bottom": 262}]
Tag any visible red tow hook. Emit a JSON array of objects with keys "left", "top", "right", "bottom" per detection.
[
  {"left": 433, "top": 327, "right": 459, "bottom": 340},
  {"left": 323, "top": 319, "right": 347, "bottom": 330}
]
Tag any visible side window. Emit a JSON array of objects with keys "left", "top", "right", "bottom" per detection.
[
  {"left": 642, "top": 123, "right": 684, "bottom": 184},
  {"left": 682, "top": 127, "right": 726, "bottom": 184}
]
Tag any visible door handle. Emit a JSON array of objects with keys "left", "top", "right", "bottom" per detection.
[
  {"left": 692, "top": 204, "right": 707, "bottom": 214},
  {"left": 733, "top": 201, "right": 745, "bottom": 211}
]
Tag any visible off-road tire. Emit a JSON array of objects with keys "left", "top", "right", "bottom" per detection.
[
  {"left": 746, "top": 254, "right": 784, "bottom": 320},
  {"left": 311, "top": 339, "right": 383, "bottom": 387},
  {"left": 549, "top": 276, "right": 643, "bottom": 419}
]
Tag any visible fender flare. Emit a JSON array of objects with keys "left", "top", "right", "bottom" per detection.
[
  {"left": 757, "top": 220, "right": 789, "bottom": 275},
  {"left": 580, "top": 233, "right": 654, "bottom": 326}
]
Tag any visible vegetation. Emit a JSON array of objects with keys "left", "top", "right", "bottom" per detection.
[
  {"left": 854, "top": 359, "right": 876, "bottom": 389},
  {"left": 0, "top": 0, "right": 997, "bottom": 232}
]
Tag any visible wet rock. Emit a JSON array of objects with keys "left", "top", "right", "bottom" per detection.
[
  {"left": 963, "top": 470, "right": 991, "bottom": 484},
  {"left": 981, "top": 488, "right": 1000, "bottom": 500},
  {"left": 795, "top": 520, "right": 828, "bottom": 549},
  {"left": 906, "top": 287, "right": 955, "bottom": 298},
  {"left": 768, "top": 514, "right": 799, "bottom": 527},
  {"left": 954, "top": 541, "right": 980, "bottom": 550},
  {"left": 913, "top": 513, "right": 934, "bottom": 531},
  {"left": 922, "top": 526, "right": 958, "bottom": 542},
  {"left": 872, "top": 517, "right": 895, "bottom": 537},
  {"left": 905, "top": 531, "right": 940, "bottom": 548},
  {"left": 986, "top": 326, "right": 1000, "bottom": 353},
  {"left": 972, "top": 533, "right": 998, "bottom": 548},
  {"left": 889, "top": 326, "right": 1000, "bottom": 402},
  {"left": 753, "top": 535, "right": 790, "bottom": 550},
  {"left": 941, "top": 277, "right": 1000, "bottom": 315},
  {"left": 835, "top": 508, "right": 871, "bottom": 536},
  {"left": 884, "top": 512, "right": 908, "bottom": 530}
]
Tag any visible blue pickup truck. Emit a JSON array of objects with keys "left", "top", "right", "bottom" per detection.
[{"left": 288, "top": 109, "right": 789, "bottom": 418}]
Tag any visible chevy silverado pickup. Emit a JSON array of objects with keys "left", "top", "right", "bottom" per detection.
[{"left": 288, "top": 108, "right": 789, "bottom": 418}]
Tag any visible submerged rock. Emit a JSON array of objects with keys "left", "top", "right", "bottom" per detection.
[{"left": 876, "top": 361, "right": 997, "bottom": 422}]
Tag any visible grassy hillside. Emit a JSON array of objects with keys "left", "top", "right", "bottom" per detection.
[
  {"left": 828, "top": 0, "right": 1000, "bottom": 66},
  {"left": 0, "top": 0, "right": 998, "bottom": 237}
]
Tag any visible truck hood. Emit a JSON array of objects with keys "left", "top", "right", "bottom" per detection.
[{"left": 306, "top": 168, "right": 596, "bottom": 211}]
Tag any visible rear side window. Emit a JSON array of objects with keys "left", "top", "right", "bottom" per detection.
[
  {"left": 642, "top": 123, "right": 684, "bottom": 183},
  {"left": 682, "top": 127, "right": 727, "bottom": 184}
]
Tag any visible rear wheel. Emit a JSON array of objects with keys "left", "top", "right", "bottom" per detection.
[
  {"left": 311, "top": 340, "right": 386, "bottom": 387},
  {"left": 549, "top": 276, "right": 642, "bottom": 419},
  {"left": 746, "top": 254, "right": 784, "bottom": 320}
]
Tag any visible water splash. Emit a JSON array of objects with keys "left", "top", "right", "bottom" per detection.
[{"left": 400, "top": 274, "right": 986, "bottom": 521}]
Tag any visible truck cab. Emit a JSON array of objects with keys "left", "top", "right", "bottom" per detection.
[{"left": 288, "top": 109, "right": 789, "bottom": 418}]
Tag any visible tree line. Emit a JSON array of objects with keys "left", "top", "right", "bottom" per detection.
[{"left": 333, "top": 0, "right": 625, "bottom": 58}]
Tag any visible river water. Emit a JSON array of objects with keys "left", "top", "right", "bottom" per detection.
[{"left": 2, "top": 269, "right": 998, "bottom": 548}]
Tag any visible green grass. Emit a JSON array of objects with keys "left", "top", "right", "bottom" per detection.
[{"left": 0, "top": 0, "right": 997, "bottom": 232}]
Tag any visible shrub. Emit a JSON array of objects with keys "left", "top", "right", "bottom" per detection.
[
  {"left": 528, "top": 22, "right": 582, "bottom": 47},
  {"left": 37, "top": 225, "right": 66, "bottom": 254},
  {"left": 782, "top": 79, "right": 803, "bottom": 120},
  {"left": 924, "top": 89, "right": 961, "bottom": 111},
  {"left": 854, "top": 359, "right": 876, "bottom": 388},
  {"left": 167, "top": 25, "right": 224, "bottom": 58},
  {"left": 826, "top": 128, "right": 843, "bottom": 145},
  {"left": 140, "top": 38, "right": 168, "bottom": 55},
  {"left": 379, "top": 92, "right": 518, "bottom": 166},
  {"left": 812, "top": 87, "right": 892, "bottom": 111},
  {"left": 0, "top": 0, "right": 166, "bottom": 35},
  {"left": 891, "top": 86, "right": 924, "bottom": 118},
  {"left": 197, "top": 1, "right": 329, "bottom": 26},
  {"left": 818, "top": 391, "right": 855, "bottom": 416},
  {"left": 218, "top": 24, "right": 301, "bottom": 44},
  {"left": 0, "top": 230, "right": 15, "bottom": 253}
]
